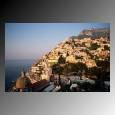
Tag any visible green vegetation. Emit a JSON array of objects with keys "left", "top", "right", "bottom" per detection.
[
  {"left": 52, "top": 55, "right": 66, "bottom": 75},
  {"left": 96, "top": 60, "right": 110, "bottom": 70},
  {"left": 52, "top": 64, "right": 63, "bottom": 75},
  {"left": 58, "top": 55, "right": 66, "bottom": 64},
  {"left": 63, "top": 62, "right": 88, "bottom": 75},
  {"left": 89, "top": 43, "right": 100, "bottom": 50},
  {"left": 104, "top": 45, "right": 110, "bottom": 51},
  {"left": 75, "top": 56, "right": 83, "bottom": 59},
  {"left": 52, "top": 61, "right": 88, "bottom": 76}
]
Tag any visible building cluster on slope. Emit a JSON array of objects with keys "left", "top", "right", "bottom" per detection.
[
  {"left": 11, "top": 29, "right": 110, "bottom": 92},
  {"left": 43, "top": 36, "right": 110, "bottom": 68}
]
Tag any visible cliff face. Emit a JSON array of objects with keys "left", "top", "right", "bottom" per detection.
[{"left": 26, "top": 28, "right": 110, "bottom": 83}]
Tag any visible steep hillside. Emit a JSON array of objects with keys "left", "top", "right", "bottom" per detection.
[
  {"left": 10, "top": 28, "right": 110, "bottom": 92},
  {"left": 28, "top": 28, "right": 110, "bottom": 83}
]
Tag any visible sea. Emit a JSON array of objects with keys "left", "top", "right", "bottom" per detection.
[{"left": 5, "top": 59, "right": 35, "bottom": 91}]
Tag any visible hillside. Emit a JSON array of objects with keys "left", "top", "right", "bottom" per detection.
[{"left": 11, "top": 28, "right": 110, "bottom": 92}]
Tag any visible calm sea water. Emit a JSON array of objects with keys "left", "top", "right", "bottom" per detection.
[{"left": 5, "top": 60, "right": 35, "bottom": 91}]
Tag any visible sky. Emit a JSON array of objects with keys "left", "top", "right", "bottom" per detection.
[{"left": 5, "top": 23, "right": 110, "bottom": 60}]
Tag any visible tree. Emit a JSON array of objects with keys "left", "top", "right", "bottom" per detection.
[
  {"left": 63, "top": 63, "right": 69, "bottom": 75},
  {"left": 58, "top": 55, "right": 66, "bottom": 64},
  {"left": 88, "top": 67, "right": 100, "bottom": 77},
  {"left": 52, "top": 63, "right": 64, "bottom": 86},
  {"left": 75, "top": 56, "right": 83, "bottom": 59},
  {"left": 96, "top": 60, "right": 110, "bottom": 70},
  {"left": 75, "top": 62, "right": 88, "bottom": 72},
  {"left": 89, "top": 43, "right": 100, "bottom": 50},
  {"left": 52, "top": 62, "right": 63, "bottom": 73},
  {"left": 104, "top": 45, "right": 110, "bottom": 51}
]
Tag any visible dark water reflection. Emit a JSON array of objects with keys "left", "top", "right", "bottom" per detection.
[{"left": 5, "top": 60, "right": 35, "bottom": 91}]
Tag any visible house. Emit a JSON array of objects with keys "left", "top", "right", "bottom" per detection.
[
  {"left": 85, "top": 59, "right": 97, "bottom": 68},
  {"left": 66, "top": 55, "right": 77, "bottom": 63}
]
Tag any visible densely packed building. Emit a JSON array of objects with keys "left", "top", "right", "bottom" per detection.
[{"left": 11, "top": 28, "right": 110, "bottom": 92}]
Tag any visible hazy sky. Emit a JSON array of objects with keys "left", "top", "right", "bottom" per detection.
[{"left": 5, "top": 23, "right": 110, "bottom": 60}]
